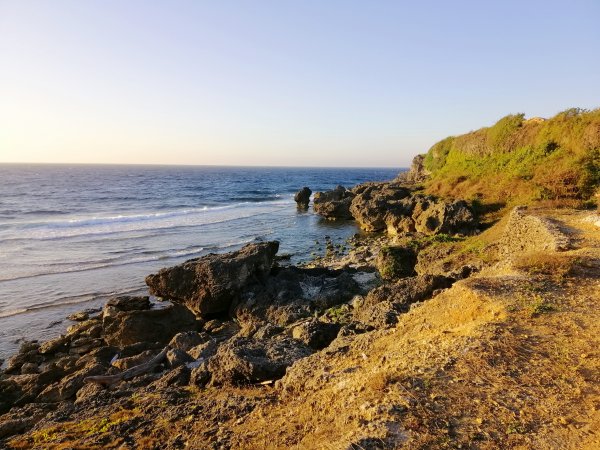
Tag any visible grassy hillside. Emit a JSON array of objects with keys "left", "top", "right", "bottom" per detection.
[{"left": 423, "top": 108, "right": 600, "bottom": 206}]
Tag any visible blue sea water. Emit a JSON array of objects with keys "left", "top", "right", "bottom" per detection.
[{"left": 0, "top": 164, "right": 401, "bottom": 360}]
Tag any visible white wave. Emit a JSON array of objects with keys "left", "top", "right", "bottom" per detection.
[
  {"left": 0, "top": 237, "right": 259, "bottom": 283},
  {"left": 0, "top": 286, "right": 144, "bottom": 318},
  {"left": 1, "top": 200, "right": 293, "bottom": 241},
  {"left": 0, "top": 245, "right": 208, "bottom": 283}
]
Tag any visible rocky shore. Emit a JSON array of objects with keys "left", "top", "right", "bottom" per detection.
[{"left": 2, "top": 166, "right": 600, "bottom": 449}]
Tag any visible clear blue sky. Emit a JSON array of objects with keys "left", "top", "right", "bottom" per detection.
[{"left": 1, "top": 0, "right": 599, "bottom": 167}]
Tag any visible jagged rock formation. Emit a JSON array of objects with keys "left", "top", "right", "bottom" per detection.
[
  {"left": 313, "top": 181, "right": 477, "bottom": 236},
  {"left": 396, "top": 154, "right": 431, "bottom": 184},
  {"left": 145, "top": 242, "right": 280, "bottom": 316},
  {"left": 312, "top": 185, "right": 354, "bottom": 219},
  {"left": 102, "top": 298, "right": 198, "bottom": 347}
]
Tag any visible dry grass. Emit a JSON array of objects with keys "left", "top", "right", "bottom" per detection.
[
  {"left": 9, "top": 408, "right": 141, "bottom": 449},
  {"left": 513, "top": 251, "right": 579, "bottom": 282}
]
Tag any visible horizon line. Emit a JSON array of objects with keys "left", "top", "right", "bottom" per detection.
[{"left": 0, "top": 161, "right": 407, "bottom": 170}]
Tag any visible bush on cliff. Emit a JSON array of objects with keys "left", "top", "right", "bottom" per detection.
[{"left": 423, "top": 108, "right": 600, "bottom": 205}]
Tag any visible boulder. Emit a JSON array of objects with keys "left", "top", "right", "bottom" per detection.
[
  {"left": 153, "top": 365, "right": 191, "bottom": 388},
  {"left": 66, "top": 319, "right": 102, "bottom": 338},
  {"left": 294, "top": 187, "right": 312, "bottom": 208},
  {"left": 385, "top": 214, "right": 416, "bottom": 235},
  {"left": 36, "top": 363, "right": 104, "bottom": 403},
  {"left": 67, "top": 311, "right": 89, "bottom": 322},
  {"left": 169, "top": 331, "right": 208, "bottom": 353},
  {"left": 313, "top": 185, "right": 355, "bottom": 220},
  {"left": 102, "top": 303, "right": 198, "bottom": 348},
  {"left": 4, "top": 348, "right": 43, "bottom": 375},
  {"left": 412, "top": 198, "right": 476, "bottom": 235},
  {"left": 190, "top": 361, "right": 211, "bottom": 387},
  {"left": 112, "top": 350, "right": 156, "bottom": 370},
  {"left": 376, "top": 246, "right": 417, "bottom": 280},
  {"left": 166, "top": 348, "right": 194, "bottom": 368},
  {"left": 38, "top": 336, "right": 70, "bottom": 355},
  {"left": 20, "top": 362, "right": 39, "bottom": 375},
  {"left": 291, "top": 319, "right": 341, "bottom": 350},
  {"left": 145, "top": 241, "right": 279, "bottom": 316},
  {"left": 348, "top": 182, "right": 476, "bottom": 236},
  {"left": 106, "top": 295, "right": 151, "bottom": 311},
  {"left": 188, "top": 340, "right": 218, "bottom": 360},
  {"left": 252, "top": 323, "right": 284, "bottom": 340},
  {"left": 208, "top": 336, "right": 313, "bottom": 385},
  {"left": 0, "top": 379, "right": 21, "bottom": 414},
  {"left": 232, "top": 266, "right": 360, "bottom": 330},
  {"left": 69, "top": 337, "right": 102, "bottom": 356},
  {"left": 74, "top": 382, "right": 105, "bottom": 404},
  {"left": 349, "top": 183, "right": 412, "bottom": 231}
]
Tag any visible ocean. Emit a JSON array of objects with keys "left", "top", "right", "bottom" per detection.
[{"left": 0, "top": 164, "right": 400, "bottom": 361}]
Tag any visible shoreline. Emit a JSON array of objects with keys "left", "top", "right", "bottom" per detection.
[
  {"left": 0, "top": 166, "right": 400, "bottom": 361},
  {"left": 2, "top": 172, "right": 600, "bottom": 448}
]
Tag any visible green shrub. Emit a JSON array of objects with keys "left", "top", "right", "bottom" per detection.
[
  {"left": 422, "top": 108, "right": 600, "bottom": 205},
  {"left": 487, "top": 113, "right": 525, "bottom": 152},
  {"left": 376, "top": 246, "right": 416, "bottom": 280}
]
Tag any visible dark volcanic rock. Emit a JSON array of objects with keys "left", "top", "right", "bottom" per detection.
[
  {"left": 0, "top": 378, "right": 20, "bottom": 414},
  {"left": 349, "top": 183, "right": 412, "bottom": 231},
  {"left": 4, "top": 347, "right": 43, "bottom": 375},
  {"left": 166, "top": 348, "right": 194, "bottom": 369},
  {"left": 411, "top": 197, "right": 476, "bottom": 235},
  {"left": 102, "top": 303, "right": 198, "bottom": 347},
  {"left": 154, "top": 365, "right": 191, "bottom": 388},
  {"left": 67, "top": 311, "right": 89, "bottom": 322},
  {"left": 232, "top": 266, "right": 360, "bottom": 330},
  {"left": 354, "top": 274, "right": 453, "bottom": 328},
  {"left": 347, "top": 182, "right": 476, "bottom": 236},
  {"left": 291, "top": 319, "right": 341, "bottom": 350},
  {"left": 106, "top": 295, "right": 151, "bottom": 311},
  {"left": 208, "top": 336, "right": 313, "bottom": 385},
  {"left": 145, "top": 241, "right": 279, "bottom": 316},
  {"left": 169, "top": 331, "right": 208, "bottom": 353},
  {"left": 188, "top": 339, "right": 218, "bottom": 360},
  {"left": 36, "top": 363, "right": 104, "bottom": 403},
  {"left": 294, "top": 186, "right": 312, "bottom": 208},
  {"left": 376, "top": 246, "right": 417, "bottom": 280},
  {"left": 313, "top": 185, "right": 355, "bottom": 219}
]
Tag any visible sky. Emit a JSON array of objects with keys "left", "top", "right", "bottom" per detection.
[{"left": 0, "top": 1, "right": 599, "bottom": 167}]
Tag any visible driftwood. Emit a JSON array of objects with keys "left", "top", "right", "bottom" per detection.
[{"left": 84, "top": 346, "right": 169, "bottom": 386}]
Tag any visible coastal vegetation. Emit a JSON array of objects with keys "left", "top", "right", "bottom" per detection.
[{"left": 423, "top": 108, "right": 600, "bottom": 206}]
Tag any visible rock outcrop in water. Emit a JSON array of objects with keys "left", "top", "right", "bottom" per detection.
[
  {"left": 312, "top": 185, "right": 354, "bottom": 219},
  {"left": 294, "top": 186, "right": 312, "bottom": 208},
  {"left": 313, "top": 181, "right": 477, "bottom": 236}
]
